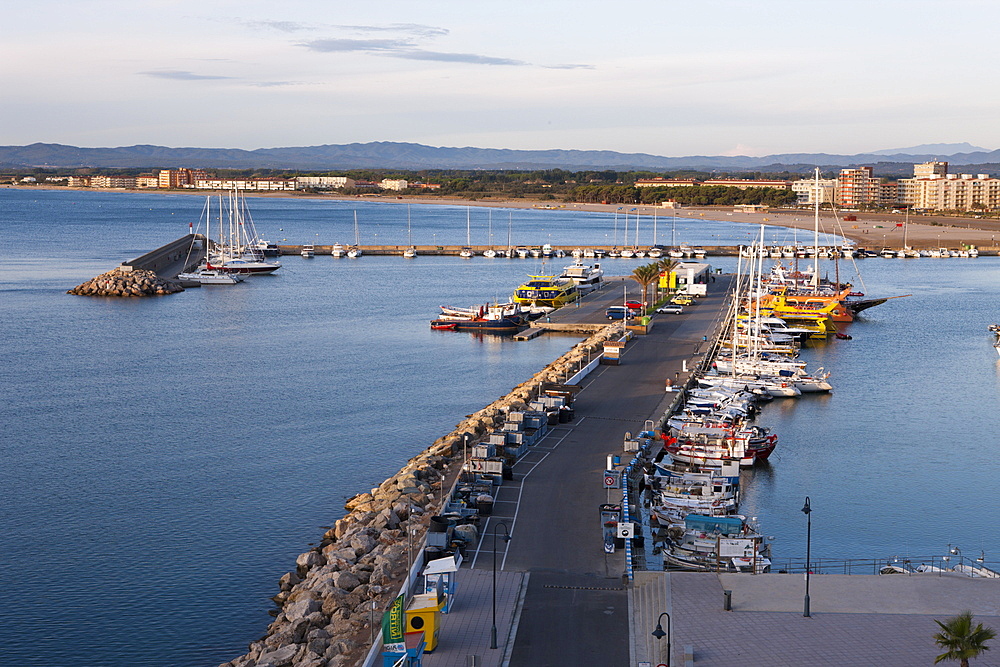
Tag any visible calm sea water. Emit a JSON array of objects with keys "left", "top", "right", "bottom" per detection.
[{"left": 1, "top": 189, "right": 997, "bottom": 665}]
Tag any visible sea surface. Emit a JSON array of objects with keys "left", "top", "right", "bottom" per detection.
[{"left": 1, "top": 188, "right": 998, "bottom": 666}]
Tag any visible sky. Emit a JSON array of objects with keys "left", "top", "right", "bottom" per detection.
[{"left": 3, "top": 0, "right": 1000, "bottom": 157}]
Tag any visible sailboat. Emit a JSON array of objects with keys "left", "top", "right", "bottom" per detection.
[
  {"left": 621, "top": 209, "right": 636, "bottom": 257},
  {"left": 460, "top": 207, "right": 474, "bottom": 258},
  {"left": 204, "top": 190, "right": 281, "bottom": 275},
  {"left": 347, "top": 211, "right": 362, "bottom": 258},
  {"left": 483, "top": 210, "right": 497, "bottom": 258},
  {"left": 403, "top": 205, "right": 417, "bottom": 258}
]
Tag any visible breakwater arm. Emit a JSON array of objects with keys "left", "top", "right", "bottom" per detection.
[{"left": 218, "top": 326, "right": 627, "bottom": 667}]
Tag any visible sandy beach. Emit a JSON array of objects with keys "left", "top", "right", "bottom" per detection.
[{"left": 10, "top": 185, "right": 1000, "bottom": 250}]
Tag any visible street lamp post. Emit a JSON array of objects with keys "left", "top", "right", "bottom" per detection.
[
  {"left": 651, "top": 611, "right": 672, "bottom": 667},
  {"left": 490, "top": 522, "right": 512, "bottom": 649},
  {"left": 802, "top": 496, "right": 812, "bottom": 617}
]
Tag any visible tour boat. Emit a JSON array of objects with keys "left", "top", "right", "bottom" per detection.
[{"left": 512, "top": 275, "right": 578, "bottom": 308}]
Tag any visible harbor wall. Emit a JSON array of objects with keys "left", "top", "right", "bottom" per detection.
[
  {"left": 124, "top": 233, "right": 204, "bottom": 277},
  {"left": 219, "top": 324, "right": 627, "bottom": 667}
]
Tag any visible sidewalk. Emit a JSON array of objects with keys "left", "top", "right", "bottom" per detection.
[
  {"left": 629, "top": 571, "right": 1000, "bottom": 667},
  {"left": 420, "top": 569, "right": 527, "bottom": 667}
]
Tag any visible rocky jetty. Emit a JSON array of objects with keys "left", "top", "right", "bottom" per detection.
[
  {"left": 68, "top": 267, "right": 183, "bottom": 297},
  {"left": 219, "top": 325, "right": 624, "bottom": 667}
]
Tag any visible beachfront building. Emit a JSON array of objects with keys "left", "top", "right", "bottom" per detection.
[
  {"left": 635, "top": 178, "right": 698, "bottom": 188},
  {"left": 158, "top": 168, "right": 207, "bottom": 188},
  {"left": 135, "top": 175, "right": 159, "bottom": 188},
  {"left": 899, "top": 171, "right": 1000, "bottom": 211},
  {"left": 701, "top": 179, "right": 791, "bottom": 190},
  {"left": 791, "top": 178, "right": 836, "bottom": 205},
  {"left": 835, "top": 167, "right": 880, "bottom": 207},
  {"left": 193, "top": 178, "right": 296, "bottom": 191},
  {"left": 295, "top": 176, "right": 356, "bottom": 189},
  {"left": 91, "top": 175, "right": 137, "bottom": 188},
  {"left": 380, "top": 179, "right": 408, "bottom": 191},
  {"left": 67, "top": 176, "right": 91, "bottom": 187}
]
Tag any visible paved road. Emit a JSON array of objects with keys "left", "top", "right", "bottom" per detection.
[{"left": 499, "top": 278, "right": 730, "bottom": 665}]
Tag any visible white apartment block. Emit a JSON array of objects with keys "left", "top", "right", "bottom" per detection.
[
  {"left": 900, "top": 172, "right": 1000, "bottom": 211},
  {"left": 379, "top": 179, "right": 408, "bottom": 191},
  {"left": 194, "top": 178, "right": 296, "bottom": 191},
  {"left": 295, "top": 176, "right": 356, "bottom": 189},
  {"left": 791, "top": 179, "right": 836, "bottom": 205}
]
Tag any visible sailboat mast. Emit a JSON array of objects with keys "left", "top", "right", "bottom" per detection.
[
  {"left": 407, "top": 205, "right": 412, "bottom": 246},
  {"left": 812, "top": 167, "right": 820, "bottom": 288}
]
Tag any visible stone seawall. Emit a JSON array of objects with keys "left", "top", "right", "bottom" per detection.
[
  {"left": 67, "top": 267, "right": 184, "bottom": 297},
  {"left": 219, "top": 325, "right": 625, "bottom": 667}
]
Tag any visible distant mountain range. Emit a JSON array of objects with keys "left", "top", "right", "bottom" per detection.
[{"left": 2, "top": 141, "right": 999, "bottom": 173}]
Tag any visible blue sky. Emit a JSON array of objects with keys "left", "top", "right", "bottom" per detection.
[{"left": 3, "top": 0, "right": 999, "bottom": 156}]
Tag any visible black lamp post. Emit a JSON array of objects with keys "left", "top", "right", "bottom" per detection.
[
  {"left": 651, "top": 611, "right": 671, "bottom": 667},
  {"left": 802, "top": 496, "right": 812, "bottom": 617},
  {"left": 490, "top": 522, "right": 512, "bottom": 649}
]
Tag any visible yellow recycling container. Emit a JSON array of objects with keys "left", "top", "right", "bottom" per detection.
[{"left": 405, "top": 592, "right": 445, "bottom": 652}]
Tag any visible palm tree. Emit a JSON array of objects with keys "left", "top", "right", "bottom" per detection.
[
  {"left": 654, "top": 258, "right": 678, "bottom": 302},
  {"left": 630, "top": 264, "right": 660, "bottom": 313},
  {"left": 934, "top": 610, "right": 996, "bottom": 667}
]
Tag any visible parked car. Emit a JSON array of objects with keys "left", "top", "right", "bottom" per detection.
[
  {"left": 657, "top": 304, "right": 683, "bottom": 314},
  {"left": 624, "top": 300, "right": 644, "bottom": 311},
  {"left": 670, "top": 296, "right": 694, "bottom": 306},
  {"left": 606, "top": 306, "right": 639, "bottom": 320}
]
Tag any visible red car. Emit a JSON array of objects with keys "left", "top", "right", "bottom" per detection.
[{"left": 624, "top": 300, "right": 643, "bottom": 311}]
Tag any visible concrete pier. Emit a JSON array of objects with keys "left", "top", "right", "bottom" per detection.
[{"left": 122, "top": 234, "right": 205, "bottom": 278}]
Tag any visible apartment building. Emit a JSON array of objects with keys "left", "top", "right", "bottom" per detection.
[
  {"left": 791, "top": 178, "right": 836, "bottom": 205},
  {"left": 701, "top": 179, "right": 791, "bottom": 190},
  {"left": 193, "top": 178, "right": 296, "bottom": 191},
  {"left": 158, "top": 168, "right": 207, "bottom": 188},
  {"left": 295, "top": 176, "right": 356, "bottom": 189},
  {"left": 380, "top": 179, "right": 408, "bottom": 191},
  {"left": 634, "top": 178, "right": 698, "bottom": 188},
  {"left": 91, "top": 175, "right": 137, "bottom": 188},
  {"left": 835, "top": 167, "right": 880, "bottom": 207}
]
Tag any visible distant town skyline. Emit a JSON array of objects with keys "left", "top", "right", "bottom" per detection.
[{"left": 4, "top": 0, "right": 1000, "bottom": 157}]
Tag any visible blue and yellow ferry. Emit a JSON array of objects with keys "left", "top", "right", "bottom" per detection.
[{"left": 512, "top": 275, "right": 578, "bottom": 308}]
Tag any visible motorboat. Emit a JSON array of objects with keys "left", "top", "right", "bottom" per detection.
[
  {"left": 301, "top": 244, "right": 315, "bottom": 258},
  {"left": 176, "top": 269, "right": 244, "bottom": 285},
  {"left": 331, "top": 243, "right": 345, "bottom": 258},
  {"left": 559, "top": 259, "right": 604, "bottom": 293},
  {"left": 430, "top": 302, "right": 528, "bottom": 332}
]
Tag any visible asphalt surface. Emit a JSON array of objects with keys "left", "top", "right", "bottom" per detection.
[{"left": 468, "top": 276, "right": 733, "bottom": 665}]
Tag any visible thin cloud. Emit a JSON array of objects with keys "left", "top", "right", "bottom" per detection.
[
  {"left": 393, "top": 50, "right": 528, "bottom": 66},
  {"left": 336, "top": 23, "right": 449, "bottom": 39},
  {"left": 544, "top": 63, "right": 596, "bottom": 70},
  {"left": 140, "top": 69, "right": 235, "bottom": 81},
  {"left": 299, "top": 38, "right": 528, "bottom": 66},
  {"left": 250, "top": 80, "right": 304, "bottom": 88},
  {"left": 241, "top": 20, "right": 314, "bottom": 33}
]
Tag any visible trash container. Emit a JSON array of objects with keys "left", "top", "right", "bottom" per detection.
[
  {"left": 641, "top": 316, "right": 650, "bottom": 326},
  {"left": 406, "top": 592, "right": 445, "bottom": 651}
]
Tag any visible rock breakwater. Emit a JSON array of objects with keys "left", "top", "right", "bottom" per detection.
[
  {"left": 219, "top": 325, "right": 624, "bottom": 667},
  {"left": 68, "top": 267, "right": 183, "bottom": 297}
]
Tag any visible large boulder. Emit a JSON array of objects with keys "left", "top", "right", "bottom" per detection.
[{"left": 255, "top": 644, "right": 298, "bottom": 667}]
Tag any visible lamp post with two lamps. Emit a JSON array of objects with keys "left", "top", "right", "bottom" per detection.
[
  {"left": 651, "top": 611, "right": 671, "bottom": 667},
  {"left": 490, "top": 522, "right": 512, "bottom": 650},
  {"left": 802, "top": 496, "right": 812, "bottom": 618}
]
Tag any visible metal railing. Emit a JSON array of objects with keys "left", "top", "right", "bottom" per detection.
[{"left": 768, "top": 554, "right": 1000, "bottom": 577}]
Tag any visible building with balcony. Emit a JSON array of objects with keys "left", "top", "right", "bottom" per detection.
[
  {"left": 634, "top": 178, "right": 698, "bottom": 188},
  {"left": 791, "top": 178, "right": 836, "bottom": 205},
  {"left": 295, "top": 176, "right": 356, "bottom": 189}
]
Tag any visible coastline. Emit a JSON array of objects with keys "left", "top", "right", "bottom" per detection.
[{"left": 7, "top": 184, "right": 1000, "bottom": 249}]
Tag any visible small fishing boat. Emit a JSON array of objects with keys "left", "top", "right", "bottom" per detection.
[{"left": 661, "top": 514, "right": 771, "bottom": 573}]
